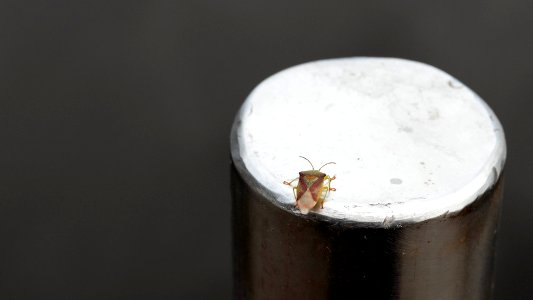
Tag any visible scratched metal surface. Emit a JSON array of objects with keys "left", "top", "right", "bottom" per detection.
[{"left": 231, "top": 57, "right": 506, "bottom": 224}]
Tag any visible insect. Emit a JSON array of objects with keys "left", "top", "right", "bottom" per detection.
[{"left": 283, "top": 156, "right": 336, "bottom": 214}]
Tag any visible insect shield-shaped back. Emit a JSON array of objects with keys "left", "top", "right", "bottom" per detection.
[{"left": 283, "top": 157, "right": 336, "bottom": 214}]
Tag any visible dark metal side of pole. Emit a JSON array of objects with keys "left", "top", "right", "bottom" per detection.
[{"left": 231, "top": 164, "right": 503, "bottom": 299}]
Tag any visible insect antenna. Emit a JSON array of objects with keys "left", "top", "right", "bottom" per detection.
[
  {"left": 299, "top": 156, "right": 315, "bottom": 170},
  {"left": 318, "top": 161, "right": 336, "bottom": 171}
]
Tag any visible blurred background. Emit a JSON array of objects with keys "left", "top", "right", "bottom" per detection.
[{"left": 0, "top": 0, "right": 531, "bottom": 299}]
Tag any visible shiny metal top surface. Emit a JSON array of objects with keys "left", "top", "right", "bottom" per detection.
[{"left": 231, "top": 57, "right": 506, "bottom": 223}]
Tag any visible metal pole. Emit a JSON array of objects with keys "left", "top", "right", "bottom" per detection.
[{"left": 231, "top": 57, "right": 506, "bottom": 299}]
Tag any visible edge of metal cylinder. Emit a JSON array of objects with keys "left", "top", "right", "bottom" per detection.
[{"left": 230, "top": 105, "right": 506, "bottom": 229}]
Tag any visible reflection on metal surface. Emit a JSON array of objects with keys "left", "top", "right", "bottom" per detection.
[
  {"left": 231, "top": 57, "right": 506, "bottom": 299},
  {"left": 231, "top": 166, "right": 503, "bottom": 299},
  {"left": 232, "top": 57, "right": 505, "bottom": 223}
]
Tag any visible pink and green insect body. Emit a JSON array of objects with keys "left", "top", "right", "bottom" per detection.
[{"left": 283, "top": 157, "right": 336, "bottom": 214}]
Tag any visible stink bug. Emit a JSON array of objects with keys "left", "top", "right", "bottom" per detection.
[{"left": 283, "top": 156, "right": 336, "bottom": 214}]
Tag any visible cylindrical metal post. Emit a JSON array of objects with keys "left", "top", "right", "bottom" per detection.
[{"left": 231, "top": 58, "right": 506, "bottom": 299}]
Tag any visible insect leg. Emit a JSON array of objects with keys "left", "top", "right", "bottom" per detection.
[
  {"left": 283, "top": 177, "right": 300, "bottom": 205},
  {"left": 319, "top": 186, "right": 330, "bottom": 208},
  {"left": 325, "top": 175, "right": 337, "bottom": 192},
  {"left": 283, "top": 177, "right": 299, "bottom": 187}
]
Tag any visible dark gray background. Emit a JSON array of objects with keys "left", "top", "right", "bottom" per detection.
[{"left": 0, "top": 0, "right": 531, "bottom": 299}]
